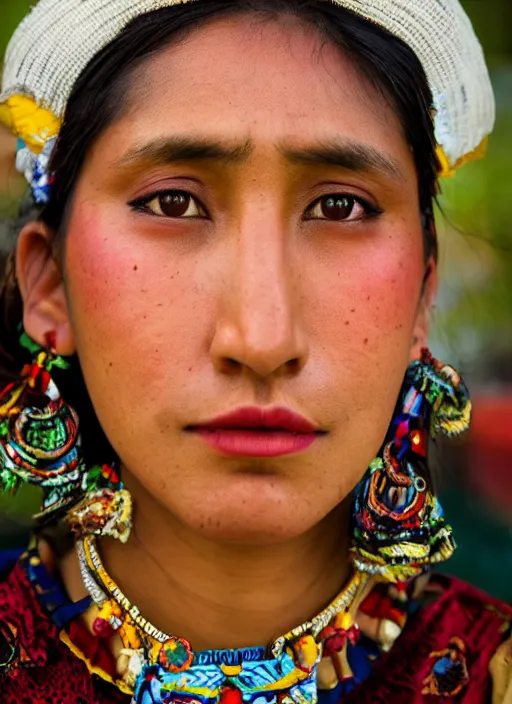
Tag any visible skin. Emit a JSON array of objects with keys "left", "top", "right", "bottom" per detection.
[{"left": 16, "top": 14, "right": 435, "bottom": 650}]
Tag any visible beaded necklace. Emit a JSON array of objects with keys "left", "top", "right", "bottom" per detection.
[{"left": 77, "top": 535, "right": 374, "bottom": 703}]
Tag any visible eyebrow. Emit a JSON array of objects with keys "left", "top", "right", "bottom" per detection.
[
  {"left": 119, "top": 134, "right": 405, "bottom": 182},
  {"left": 119, "top": 136, "right": 253, "bottom": 167},
  {"left": 280, "top": 139, "right": 406, "bottom": 182}
]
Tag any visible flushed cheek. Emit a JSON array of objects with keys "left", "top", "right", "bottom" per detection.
[
  {"left": 302, "top": 231, "right": 424, "bottom": 439},
  {"left": 356, "top": 249, "right": 421, "bottom": 333},
  {"left": 64, "top": 206, "right": 207, "bottom": 385},
  {"left": 310, "top": 235, "right": 424, "bottom": 348}
]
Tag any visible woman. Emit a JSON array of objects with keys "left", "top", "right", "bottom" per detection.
[{"left": 0, "top": 0, "right": 510, "bottom": 702}]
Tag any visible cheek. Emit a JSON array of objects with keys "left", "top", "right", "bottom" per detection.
[
  {"left": 64, "top": 206, "right": 206, "bottom": 390},
  {"left": 309, "top": 227, "right": 424, "bottom": 351},
  {"left": 355, "top": 245, "right": 421, "bottom": 340},
  {"left": 303, "top": 226, "right": 424, "bottom": 448}
]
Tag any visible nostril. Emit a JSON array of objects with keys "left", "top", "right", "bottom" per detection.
[
  {"left": 219, "top": 357, "right": 242, "bottom": 373},
  {"left": 285, "top": 358, "right": 302, "bottom": 373}
]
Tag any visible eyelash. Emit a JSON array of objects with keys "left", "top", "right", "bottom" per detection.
[
  {"left": 128, "top": 190, "right": 382, "bottom": 222},
  {"left": 129, "top": 191, "right": 208, "bottom": 219},
  {"left": 305, "top": 194, "right": 382, "bottom": 222}
]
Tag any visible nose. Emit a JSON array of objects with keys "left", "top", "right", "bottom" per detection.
[{"left": 210, "top": 220, "right": 309, "bottom": 379}]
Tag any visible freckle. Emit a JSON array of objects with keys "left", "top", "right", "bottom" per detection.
[
  {"left": 344, "top": 320, "right": 350, "bottom": 326},
  {"left": 364, "top": 338, "right": 369, "bottom": 345},
  {"left": 109, "top": 362, "right": 113, "bottom": 367},
  {"left": 351, "top": 308, "right": 356, "bottom": 313},
  {"left": 188, "top": 367, "right": 193, "bottom": 372},
  {"left": 367, "top": 296, "right": 370, "bottom": 301},
  {"left": 133, "top": 265, "right": 138, "bottom": 271}
]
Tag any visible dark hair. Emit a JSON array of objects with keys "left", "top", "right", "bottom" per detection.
[{"left": 0, "top": 0, "right": 439, "bottom": 462}]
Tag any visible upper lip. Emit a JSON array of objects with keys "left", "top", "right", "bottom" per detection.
[{"left": 190, "top": 406, "right": 320, "bottom": 433}]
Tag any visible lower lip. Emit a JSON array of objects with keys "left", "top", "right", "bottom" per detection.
[{"left": 194, "top": 429, "right": 318, "bottom": 457}]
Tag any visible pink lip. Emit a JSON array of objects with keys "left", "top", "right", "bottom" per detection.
[{"left": 188, "top": 407, "right": 322, "bottom": 458}]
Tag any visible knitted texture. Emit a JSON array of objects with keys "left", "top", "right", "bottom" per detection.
[{"left": 0, "top": 0, "right": 494, "bottom": 171}]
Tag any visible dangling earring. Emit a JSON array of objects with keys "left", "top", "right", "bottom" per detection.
[
  {"left": 351, "top": 348, "right": 471, "bottom": 582},
  {"left": 0, "top": 330, "right": 130, "bottom": 540}
]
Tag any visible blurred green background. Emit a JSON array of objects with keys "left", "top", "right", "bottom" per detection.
[{"left": 0, "top": 1, "right": 511, "bottom": 598}]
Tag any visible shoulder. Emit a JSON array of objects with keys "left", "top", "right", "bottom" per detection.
[
  {"left": 421, "top": 573, "right": 512, "bottom": 638},
  {"left": 490, "top": 632, "right": 512, "bottom": 704},
  {"left": 419, "top": 575, "right": 512, "bottom": 703},
  {"left": 0, "top": 548, "right": 125, "bottom": 703},
  {"left": 0, "top": 550, "right": 59, "bottom": 700},
  {"left": 350, "top": 573, "right": 511, "bottom": 704}
]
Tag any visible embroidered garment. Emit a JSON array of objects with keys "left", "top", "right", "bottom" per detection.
[{"left": 0, "top": 548, "right": 510, "bottom": 704}]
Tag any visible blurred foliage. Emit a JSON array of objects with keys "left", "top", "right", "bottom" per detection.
[{"left": 429, "top": 0, "right": 512, "bottom": 384}]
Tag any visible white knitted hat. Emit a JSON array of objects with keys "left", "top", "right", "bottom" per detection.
[{"left": 0, "top": 0, "right": 494, "bottom": 203}]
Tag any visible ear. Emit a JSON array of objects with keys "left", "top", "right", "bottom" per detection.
[
  {"left": 16, "top": 221, "right": 76, "bottom": 355},
  {"left": 410, "top": 258, "right": 438, "bottom": 362}
]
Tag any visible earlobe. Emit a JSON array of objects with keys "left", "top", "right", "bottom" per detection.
[
  {"left": 16, "top": 221, "right": 76, "bottom": 355},
  {"left": 410, "top": 259, "right": 438, "bottom": 361}
]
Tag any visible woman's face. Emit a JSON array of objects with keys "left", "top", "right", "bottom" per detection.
[{"left": 24, "top": 15, "right": 433, "bottom": 543}]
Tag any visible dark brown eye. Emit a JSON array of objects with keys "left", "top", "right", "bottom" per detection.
[
  {"left": 308, "top": 195, "right": 368, "bottom": 222},
  {"left": 159, "top": 192, "right": 191, "bottom": 217},
  {"left": 323, "top": 196, "right": 352, "bottom": 220},
  {"left": 137, "top": 191, "right": 205, "bottom": 218}
]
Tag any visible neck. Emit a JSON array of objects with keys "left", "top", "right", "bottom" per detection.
[{"left": 63, "top": 474, "right": 352, "bottom": 652}]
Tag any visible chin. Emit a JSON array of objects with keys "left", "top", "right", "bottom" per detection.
[{"left": 174, "top": 477, "right": 326, "bottom": 545}]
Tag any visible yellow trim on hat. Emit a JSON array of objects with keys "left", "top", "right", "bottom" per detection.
[
  {"left": 436, "top": 137, "right": 489, "bottom": 178},
  {"left": 0, "top": 94, "right": 61, "bottom": 153}
]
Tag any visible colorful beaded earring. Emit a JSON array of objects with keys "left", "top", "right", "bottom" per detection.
[
  {"left": 351, "top": 348, "right": 471, "bottom": 582},
  {"left": 0, "top": 331, "right": 129, "bottom": 535}
]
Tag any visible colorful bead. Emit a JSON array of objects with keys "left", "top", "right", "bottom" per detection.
[
  {"left": 122, "top": 649, "right": 145, "bottom": 689},
  {"left": 293, "top": 635, "right": 320, "bottom": 671},
  {"left": 334, "top": 611, "right": 354, "bottom": 632},
  {"left": 92, "top": 617, "right": 115, "bottom": 639},
  {"left": 157, "top": 637, "right": 193, "bottom": 673},
  {"left": 67, "top": 488, "right": 132, "bottom": 543}
]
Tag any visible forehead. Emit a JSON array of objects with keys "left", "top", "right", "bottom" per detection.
[{"left": 105, "top": 14, "right": 414, "bottom": 173}]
